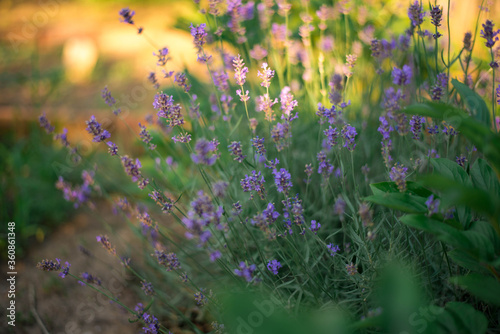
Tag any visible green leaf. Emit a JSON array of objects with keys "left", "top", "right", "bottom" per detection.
[
  {"left": 448, "top": 249, "right": 490, "bottom": 273},
  {"left": 364, "top": 193, "right": 427, "bottom": 213},
  {"left": 419, "top": 174, "right": 497, "bottom": 226},
  {"left": 439, "top": 302, "right": 488, "bottom": 334},
  {"left": 452, "top": 78, "right": 491, "bottom": 128},
  {"left": 470, "top": 158, "right": 500, "bottom": 197},
  {"left": 405, "top": 102, "right": 500, "bottom": 173},
  {"left": 430, "top": 158, "right": 471, "bottom": 187},
  {"left": 401, "top": 214, "right": 497, "bottom": 266},
  {"left": 450, "top": 274, "right": 500, "bottom": 306},
  {"left": 469, "top": 220, "right": 500, "bottom": 254},
  {"left": 400, "top": 214, "right": 469, "bottom": 249},
  {"left": 370, "top": 181, "right": 433, "bottom": 197}
]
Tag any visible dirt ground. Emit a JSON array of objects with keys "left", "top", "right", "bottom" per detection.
[
  {"left": 2, "top": 202, "right": 212, "bottom": 334},
  {"left": 2, "top": 205, "right": 142, "bottom": 334}
]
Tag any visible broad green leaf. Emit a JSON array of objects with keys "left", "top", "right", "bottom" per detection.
[
  {"left": 419, "top": 174, "right": 497, "bottom": 225},
  {"left": 364, "top": 193, "right": 427, "bottom": 213},
  {"left": 370, "top": 181, "right": 433, "bottom": 197},
  {"left": 400, "top": 214, "right": 470, "bottom": 249},
  {"left": 450, "top": 274, "right": 500, "bottom": 306},
  {"left": 439, "top": 302, "right": 488, "bottom": 334},
  {"left": 469, "top": 220, "right": 500, "bottom": 254},
  {"left": 405, "top": 103, "right": 500, "bottom": 173},
  {"left": 430, "top": 158, "right": 471, "bottom": 187},
  {"left": 448, "top": 250, "right": 490, "bottom": 273},
  {"left": 452, "top": 78, "right": 491, "bottom": 128},
  {"left": 470, "top": 158, "right": 500, "bottom": 197}
]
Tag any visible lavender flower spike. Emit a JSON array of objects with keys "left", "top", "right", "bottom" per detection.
[
  {"left": 257, "top": 62, "right": 275, "bottom": 88},
  {"left": 392, "top": 65, "right": 412, "bottom": 86}
]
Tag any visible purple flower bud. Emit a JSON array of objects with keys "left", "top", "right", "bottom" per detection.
[{"left": 266, "top": 259, "right": 282, "bottom": 275}]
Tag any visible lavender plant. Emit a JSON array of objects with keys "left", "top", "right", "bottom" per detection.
[{"left": 37, "top": 1, "right": 500, "bottom": 333}]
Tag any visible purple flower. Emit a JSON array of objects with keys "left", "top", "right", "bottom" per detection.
[
  {"left": 409, "top": 116, "right": 425, "bottom": 140},
  {"left": 279, "top": 86, "right": 298, "bottom": 117},
  {"left": 257, "top": 62, "right": 275, "bottom": 88},
  {"left": 213, "top": 181, "right": 229, "bottom": 198},
  {"left": 389, "top": 163, "right": 408, "bottom": 192},
  {"left": 382, "top": 87, "right": 405, "bottom": 114},
  {"left": 85, "top": 115, "right": 110, "bottom": 143},
  {"left": 36, "top": 258, "right": 61, "bottom": 272},
  {"left": 101, "top": 86, "right": 116, "bottom": 107},
  {"left": 425, "top": 195, "right": 440, "bottom": 216},
  {"left": 265, "top": 158, "right": 279, "bottom": 170},
  {"left": 341, "top": 124, "right": 357, "bottom": 151},
  {"left": 54, "top": 128, "right": 70, "bottom": 147},
  {"left": 329, "top": 73, "right": 344, "bottom": 105},
  {"left": 213, "top": 70, "right": 230, "bottom": 92},
  {"left": 267, "top": 259, "right": 282, "bottom": 275},
  {"left": 153, "top": 93, "right": 184, "bottom": 126},
  {"left": 378, "top": 115, "right": 393, "bottom": 141},
  {"left": 174, "top": 72, "right": 191, "bottom": 93},
  {"left": 304, "top": 164, "right": 313, "bottom": 184},
  {"left": 58, "top": 261, "right": 70, "bottom": 278},
  {"left": 121, "top": 155, "right": 142, "bottom": 182},
  {"left": 192, "top": 138, "right": 218, "bottom": 166},
  {"left": 228, "top": 141, "right": 246, "bottom": 163},
  {"left": 392, "top": 65, "right": 412, "bottom": 86},
  {"left": 210, "top": 250, "right": 222, "bottom": 262},
  {"left": 430, "top": 5, "right": 442, "bottom": 27},
  {"left": 141, "top": 280, "right": 155, "bottom": 296},
  {"left": 139, "top": 123, "right": 156, "bottom": 150},
  {"left": 346, "top": 262, "right": 358, "bottom": 275},
  {"left": 309, "top": 220, "right": 321, "bottom": 234},
  {"left": 272, "top": 168, "right": 292, "bottom": 194},
  {"left": 251, "top": 136, "right": 266, "bottom": 159},
  {"left": 456, "top": 154, "right": 467, "bottom": 167},
  {"left": 190, "top": 23, "right": 208, "bottom": 48},
  {"left": 327, "top": 243, "right": 340, "bottom": 257},
  {"left": 496, "top": 84, "right": 500, "bottom": 105},
  {"left": 334, "top": 196, "right": 346, "bottom": 217},
  {"left": 96, "top": 235, "right": 116, "bottom": 255},
  {"left": 194, "top": 289, "right": 208, "bottom": 306},
  {"left": 408, "top": 1, "right": 424, "bottom": 27},
  {"left": 119, "top": 7, "right": 135, "bottom": 25},
  {"left": 39, "top": 112, "right": 55, "bottom": 134},
  {"left": 480, "top": 20, "right": 499, "bottom": 48},
  {"left": 153, "top": 47, "right": 169, "bottom": 66},
  {"left": 233, "top": 54, "right": 248, "bottom": 86},
  {"left": 249, "top": 44, "right": 268, "bottom": 60},
  {"left": 271, "top": 122, "right": 290, "bottom": 152},
  {"left": 142, "top": 313, "right": 160, "bottom": 334},
  {"left": 234, "top": 262, "right": 257, "bottom": 282},
  {"left": 80, "top": 272, "right": 101, "bottom": 286},
  {"left": 183, "top": 191, "right": 223, "bottom": 245},
  {"left": 232, "top": 201, "right": 242, "bottom": 215},
  {"left": 148, "top": 72, "right": 159, "bottom": 89},
  {"left": 427, "top": 124, "right": 439, "bottom": 135},
  {"left": 106, "top": 141, "right": 118, "bottom": 156},
  {"left": 241, "top": 170, "right": 266, "bottom": 200},
  {"left": 316, "top": 103, "right": 338, "bottom": 125},
  {"left": 324, "top": 126, "right": 339, "bottom": 147},
  {"left": 155, "top": 250, "right": 181, "bottom": 271},
  {"left": 317, "top": 151, "right": 334, "bottom": 181}
]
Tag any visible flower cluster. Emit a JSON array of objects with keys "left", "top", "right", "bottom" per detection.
[
  {"left": 234, "top": 262, "right": 257, "bottom": 282},
  {"left": 183, "top": 191, "right": 223, "bottom": 245},
  {"left": 85, "top": 115, "right": 110, "bottom": 142},
  {"left": 266, "top": 259, "right": 282, "bottom": 275}
]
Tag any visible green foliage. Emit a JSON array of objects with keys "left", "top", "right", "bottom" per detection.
[{"left": 0, "top": 123, "right": 74, "bottom": 258}]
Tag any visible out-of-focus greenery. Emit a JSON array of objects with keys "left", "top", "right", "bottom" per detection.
[{"left": 0, "top": 122, "right": 74, "bottom": 258}]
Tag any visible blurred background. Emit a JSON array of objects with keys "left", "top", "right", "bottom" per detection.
[{"left": 0, "top": 0, "right": 498, "bottom": 333}]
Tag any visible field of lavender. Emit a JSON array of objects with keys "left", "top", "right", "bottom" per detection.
[{"left": 31, "top": 0, "right": 500, "bottom": 333}]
